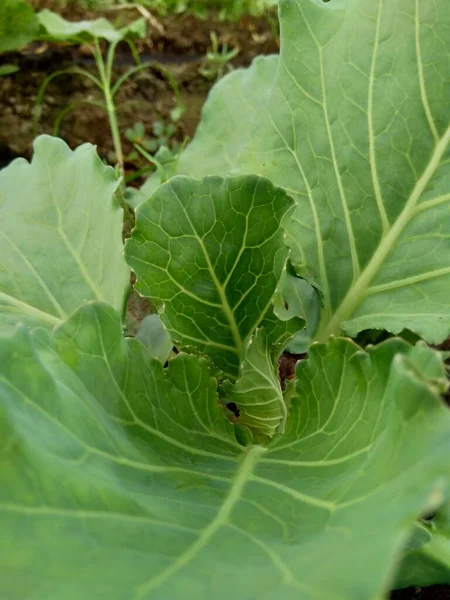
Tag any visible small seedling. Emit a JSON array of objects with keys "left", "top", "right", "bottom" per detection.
[
  {"left": 33, "top": 9, "right": 183, "bottom": 185},
  {"left": 199, "top": 31, "right": 239, "bottom": 80},
  {"left": 126, "top": 117, "right": 180, "bottom": 155}
]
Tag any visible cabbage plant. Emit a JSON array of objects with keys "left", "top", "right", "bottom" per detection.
[{"left": 0, "top": 0, "right": 450, "bottom": 599}]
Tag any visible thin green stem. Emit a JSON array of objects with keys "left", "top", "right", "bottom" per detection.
[
  {"left": 131, "top": 136, "right": 188, "bottom": 184},
  {"left": 134, "top": 143, "right": 167, "bottom": 181},
  {"left": 134, "top": 143, "right": 163, "bottom": 166},
  {"left": 33, "top": 68, "right": 102, "bottom": 136},
  {"left": 106, "top": 41, "right": 119, "bottom": 85},
  {"left": 126, "top": 39, "right": 142, "bottom": 66},
  {"left": 111, "top": 62, "right": 183, "bottom": 113},
  {"left": 152, "top": 63, "right": 183, "bottom": 110},
  {"left": 93, "top": 39, "right": 125, "bottom": 178},
  {"left": 125, "top": 165, "right": 155, "bottom": 184},
  {"left": 111, "top": 63, "right": 149, "bottom": 97},
  {"left": 53, "top": 99, "right": 106, "bottom": 137}
]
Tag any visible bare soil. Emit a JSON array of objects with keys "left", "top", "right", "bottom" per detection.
[
  {"left": 392, "top": 586, "right": 450, "bottom": 600},
  {"left": 278, "top": 351, "right": 306, "bottom": 389}
]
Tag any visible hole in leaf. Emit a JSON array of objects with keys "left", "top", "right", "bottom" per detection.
[
  {"left": 226, "top": 402, "right": 240, "bottom": 418},
  {"left": 421, "top": 512, "right": 437, "bottom": 522}
]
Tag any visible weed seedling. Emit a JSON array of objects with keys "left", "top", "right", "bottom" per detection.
[{"left": 199, "top": 31, "right": 239, "bottom": 80}]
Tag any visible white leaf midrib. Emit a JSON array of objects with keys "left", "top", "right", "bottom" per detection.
[
  {"left": 415, "top": 0, "right": 439, "bottom": 143},
  {"left": 317, "top": 124, "right": 450, "bottom": 341},
  {"left": 47, "top": 162, "right": 106, "bottom": 304},
  {"left": 0, "top": 290, "right": 62, "bottom": 327},
  {"left": 285, "top": 0, "right": 450, "bottom": 341},
  {"left": 368, "top": 0, "right": 389, "bottom": 234},
  {"left": 0, "top": 229, "right": 67, "bottom": 320}
]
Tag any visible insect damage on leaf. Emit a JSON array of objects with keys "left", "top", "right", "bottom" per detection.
[
  {"left": 125, "top": 173, "right": 299, "bottom": 381},
  {"left": 225, "top": 401, "right": 240, "bottom": 418}
]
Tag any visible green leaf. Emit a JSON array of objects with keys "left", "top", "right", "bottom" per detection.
[
  {"left": 152, "top": 120, "right": 165, "bottom": 138},
  {"left": 0, "top": 0, "right": 38, "bottom": 53},
  {"left": 37, "top": 9, "right": 146, "bottom": 43},
  {"left": 396, "top": 503, "right": 450, "bottom": 588},
  {"left": 274, "top": 271, "right": 321, "bottom": 353},
  {"left": 176, "top": 55, "right": 278, "bottom": 179},
  {"left": 0, "top": 64, "right": 19, "bottom": 76},
  {"left": 119, "top": 17, "right": 146, "bottom": 40},
  {"left": 135, "top": 314, "right": 173, "bottom": 364},
  {"left": 1, "top": 304, "right": 450, "bottom": 599},
  {"left": 125, "top": 175, "right": 294, "bottom": 378},
  {"left": 138, "top": 55, "right": 278, "bottom": 194},
  {"left": 134, "top": 147, "right": 181, "bottom": 210},
  {"left": 124, "top": 186, "right": 147, "bottom": 210},
  {"left": 125, "top": 122, "right": 145, "bottom": 143},
  {"left": 221, "top": 328, "right": 286, "bottom": 438},
  {"left": 0, "top": 136, "right": 129, "bottom": 333},
  {"left": 235, "top": 0, "right": 450, "bottom": 344}
]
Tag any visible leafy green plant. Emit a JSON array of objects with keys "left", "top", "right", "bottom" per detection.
[
  {"left": 146, "top": 118, "right": 178, "bottom": 151},
  {"left": 0, "top": 0, "right": 39, "bottom": 53},
  {"left": 33, "top": 9, "right": 147, "bottom": 179},
  {"left": 146, "top": 0, "right": 450, "bottom": 348},
  {"left": 0, "top": 137, "right": 129, "bottom": 333},
  {"left": 1, "top": 1, "right": 450, "bottom": 599},
  {"left": 125, "top": 113, "right": 180, "bottom": 155},
  {"left": 125, "top": 121, "right": 148, "bottom": 147},
  {"left": 199, "top": 31, "right": 239, "bottom": 80},
  {"left": 395, "top": 502, "right": 450, "bottom": 589},
  {"left": 34, "top": 9, "right": 184, "bottom": 189},
  {"left": 123, "top": 109, "right": 185, "bottom": 202},
  {"left": 0, "top": 0, "right": 39, "bottom": 76}
]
